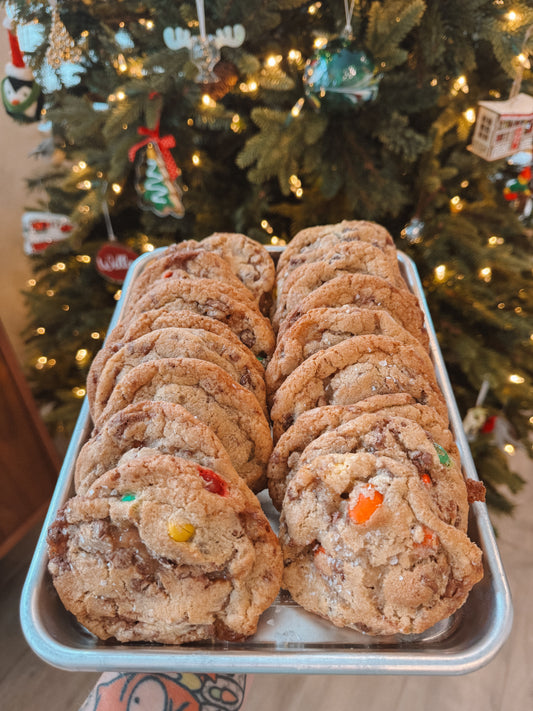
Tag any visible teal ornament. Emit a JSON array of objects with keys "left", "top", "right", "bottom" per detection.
[{"left": 302, "top": 37, "right": 382, "bottom": 109}]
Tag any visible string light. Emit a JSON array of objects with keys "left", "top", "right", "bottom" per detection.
[
  {"left": 76, "top": 254, "right": 91, "bottom": 263},
  {"left": 291, "top": 97, "right": 304, "bottom": 117},
  {"left": 265, "top": 54, "right": 282, "bottom": 67},
  {"left": 509, "top": 373, "right": 525, "bottom": 384},
  {"left": 192, "top": 153, "right": 201, "bottom": 166},
  {"left": 503, "top": 444, "right": 515, "bottom": 455},
  {"left": 62, "top": 304, "right": 70, "bottom": 311},
  {"left": 479, "top": 266, "right": 492, "bottom": 282},
  {"left": 434, "top": 264, "right": 447, "bottom": 282},
  {"left": 450, "top": 195, "right": 465, "bottom": 212},
  {"left": 46, "top": 289, "right": 55, "bottom": 297},
  {"left": 112, "top": 183, "right": 122, "bottom": 194},
  {"left": 77, "top": 180, "right": 92, "bottom": 190},
  {"left": 201, "top": 94, "right": 216, "bottom": 108},
  {"left": 27, "top": 279, "right": 36, "bottom": 287},
  {"left": 116, "top": 91, "right": 126, "bottom": 101},
  {"left": 314, "top": 36, "right": 328, "bottom": 49},
  {"left": 261, "top": 219, "right": 274, "bottom": 234},
  {"left": 90, "top": 332, "right": 101, "bottom": 340},
  {"left": 72, "top": 386, "right": 86, "bottom": 398},
  {"left": 114, "top": 290, "right": 122, "bottom": 300},
  {"left": 288, "top": 49, "right": 302, "bottom": 62},
  {"left": 142, "top": 243, "right": 155, "bottom": 252},
  {"left": 36, "top": 327, "right": 45, "bottom": 335},
  {"left": 464, "top": 108, "right": 476, "bottom": 123},
  {"left": 488, "top": 235, "right": 505, "bottom": 246},
  {"left": 308, "top": 2, "right": 322, "bottom": 14},
  {"left": 507, "top": 10, "right": 518, "bottom": 21},
  {"left": 75, "top": 348, "right": 88, "bottom": 362}
]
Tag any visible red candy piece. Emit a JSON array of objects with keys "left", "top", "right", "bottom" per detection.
[{"left": 198, "top": 466, "right": 228, "bottom": 496}]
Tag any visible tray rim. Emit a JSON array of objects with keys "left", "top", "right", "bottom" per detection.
[{"left": 19, "top": 248, "right": 513, "bottom": 675}]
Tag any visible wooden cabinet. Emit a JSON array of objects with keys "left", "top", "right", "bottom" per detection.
[{"left": 0, "top": 319, "right": 59, "bottom": 557}]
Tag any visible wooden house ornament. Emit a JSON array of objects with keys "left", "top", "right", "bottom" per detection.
[{"left": 469, "top": 93, "right": 533, "bottom": 161}]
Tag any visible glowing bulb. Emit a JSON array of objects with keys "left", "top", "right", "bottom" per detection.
[
  {"left": 112, "top": 183, "right": 122, "bottom": 194},
  {"left": 479, "top": 266, "right": 492, "bottom": 282},
  {"left": 509, "top": 374, "right": 525, "bottom": 384},
  {"left": 145, "top": 19, "right": 154, "bottom": 29},
  {"left": 27, "top": 279, "right": 36, "bottom": 287},
  {"left": 192, "top": 153, "right": 200, "bottom": 166},
  {"left": 114, "top": 290, "right": 122, "bottom": 301},
  {"left": 261, "top": 220, "right": 269, "bottom": 229},
  {"left": 434, "top": 265, "right": 446, "bottom": 282},
  {"left": 202, "top": 94, "right": 216, "bottom": 107},
  {"left": 507, "top": 11, "right": 518, "bottom": 21},
  {"left": 37, "top": 356, "right": 47, "bottom": 364},
  {"left": 143, "top": 243, "right": 154, "bottom": 252},
  {"left": 76, "top": 254, "right": 91, "bottom": 263},
  {"left": 91, "top": 332, "right": 100, "bottom": 340},
  {"left": 75, "top": 348, "right": 88, "bottom": 362},
  {"left": 248, "top": 81, "right": 258, "bottom": 91},
  {"left": 36, "top": 327, "right": 45, "bottom": 335},
  {"left": 291, "top": 97, "right": 304, "bottom": 117},
  {"left": 266, "top": 55, "right": 279, "bottom": 67},
  {"left": 464, "top": 108, "right": 476, "bottom": 123},
  {"left": 308, "top": 2, "right": 322, "bottom": 15},
  {"left": 503, "top": 444, "right": 515, "bottom": 455},
  {"left": 116, "top": 91, "right": 126, "bottom": 101},
  {"left": 46, "top": 289, "right": 55, "bottom": 297},
  {"left": 72, "top": 386, "right": 86, "bottom": 398},
  {"left": 78, "top": 161, "right": 87, "bottom": 170},
  {"left": 288, "top": 49, "right": 302, "bottom": 62},
  {"left": 314, "top": 36, "right": 328, "bottom": 49}
]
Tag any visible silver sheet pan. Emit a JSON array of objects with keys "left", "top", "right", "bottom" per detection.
[{"left": 20, "top": 248, "right": 513, "bottom": 674}]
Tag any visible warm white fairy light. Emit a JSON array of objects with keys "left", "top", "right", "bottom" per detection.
[
  {"left": 266, "top": 54, "right": 282, "bottom": 67},
  {"left": 38, "top": 356, "right": 47, "bottom": 365},
  {"left": 77, "top": 180, "right": 92, "bottom": 190},
  {"left": 27, "top": 278, "right": 36, "bottom": 287},
  {"left": 488, "top": 234, "right": 505, "bottom": 246},
  {"left": 72, "top": 386, "right": 86, "bottom": 398},
  {"left": 314, "top": 36, "right": 328, "bottom": 49},
  {"left": 479, "top": 266, "right": 492, "bottom": 282},
  {"left": 434, "top": 264, "right": 447, "bottom": 282},
  {"left": 91, "top": 332, "right": 101, "bottom": 340},
  {"left": 291, "top": 97, "right": 305, "bottom": 117},
  {"left": 143, "top": 243, "right": 155, "bottom": 252},
  {"left": 308, "top": 2, "right": 322, "bottom": 14},
  {"left": 504, "top": 444, "right": 515, "bottom": 455},
  {"left": 202, "top": 94, "right": 216, "bottom": 107},
  {"left": 36, "top": 327, "right": 45, "bottom": 335},
  {"left": 507, "top": 10, "right": 518, "bottom": 21},
  {"left": 464, "top": 108, "right": 476, "bottom": 123},
  {"left": 112, "top": 183, "right": 122, "bottom": 194},
  {"left": 450, "top": 195, "right": 464, "bottom": 212},
  {"left": 62, "top": 304, "right": 70, "bottom": 311},
  {"left": 76, "top": 254, "right": 91, "bottom": 263},
  {"left": 46, "top": 289, "right": 55, "bottom": 297},
  {"left": 75, "top": 348, "right": 88, "bottom": 362},
  {"left": 117, "top": 54, "right": 128, "bottom": 72},
  {"left": 509, "top": 373, "right": 525, "bottom": 384},
  {"left": 192, "top": 153, "right": 201, "bottom": 166},
  {"left": 261, "top": 219, "right": 274, "bottom": 234},
  {"left": 116, "top": 91, "right": 126, "bottom": 101},
  {"left": 114, "top": 290, "right": 122, "bottom": 301},
  {"left": 52, "top": 262, "right": 66, "bottom": 272},
  {"left": 288, "top": 49, "right": 302, "bottom": 62}
]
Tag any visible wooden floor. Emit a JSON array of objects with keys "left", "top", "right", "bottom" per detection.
[{"left": 1, "top": 449, "right": 531, "bottom": 711}]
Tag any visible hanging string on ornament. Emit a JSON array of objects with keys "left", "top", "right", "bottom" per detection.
[
  {"left": 462, "top": 379, "right": 490, "bottom": 441},
  {"left": 129, "top": 116, "right": 185, "bottom": 219},
  {"left": 163, "top": 0, "right": 245, "bottom": 84},
  {"left": 95, "top": 184, "right": 138, "bottom": 284},
  {"left": 46, "top": 0, "right": 83, "bottom": 68}
]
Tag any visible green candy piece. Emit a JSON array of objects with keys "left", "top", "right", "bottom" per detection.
[
  {"left": 121, "top": 492, "right": 136, "bottom": 502},
  {"left": 434, "top": 443, "right": 451, "bottom": 467}
]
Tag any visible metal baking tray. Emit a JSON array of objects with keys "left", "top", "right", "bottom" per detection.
[{"left": 20, "top": 247, "right": 513, "bottom": 674}]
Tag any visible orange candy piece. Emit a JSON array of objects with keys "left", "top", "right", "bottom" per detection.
[{"left": 349, "top": 487, "right": 384, "bottom": 524}]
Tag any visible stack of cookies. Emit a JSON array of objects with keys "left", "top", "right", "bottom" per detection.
[
  {"left": 46, "top": 233, "right": 283, "bottom": 645},
  {"left": 265, "top": 220, "right": 485, "bottom": 635}
]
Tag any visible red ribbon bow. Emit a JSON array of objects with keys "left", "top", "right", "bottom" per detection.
[{"left": 128, "top": 122, "right": 180, "bottom": 181}]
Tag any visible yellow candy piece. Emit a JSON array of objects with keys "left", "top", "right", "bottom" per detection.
[{"left": 167, "top": 520, "right": 195, "bottom": 542}]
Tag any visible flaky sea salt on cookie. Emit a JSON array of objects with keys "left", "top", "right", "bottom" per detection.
[
  {"left": 267, "top": 393, "right": 455, "bottom": 510},
  {"left": 272, "top": 241, "right": 407, "bottom": 331},
  {"left": 280, "top": 452, "right": 483, "bottom": 636},
  {"left": 87, "top": 311, "right": 248, "bottom": 408},
  {"left": 91, "top": 326, "right": 267, "bottom": 421},
  {"left": 75, "top": 401, "right": 240, "bottom": 494},
  {"left": 48, "top": 454, "right": 283, "bottom": 644},
  {"left": 270, "top": 334, "right": 447, "bottom": 441},
  {"left": 121, "top": 277, "right": 275, "bottom": 359},
  {"left": 121, "top": 247, "right": 254, "bottom": 319},
  {"left": 278, "top": 273, "right": 429, "bottom": 350},
  {"left": 97, "top": 357, "right": 272, "bottom": 491},
  {"left": 266, "top": 307, "right": 427, "bottom": 398}
]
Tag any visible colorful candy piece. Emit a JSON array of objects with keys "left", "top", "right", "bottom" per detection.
[
  {"left": 121, "top": 492, "right": 136, "bottom": 502},
  {"left": 197, "top": 466, "right": 228, "bottom": 496},
  {"left": 434, "top": 442, "right": 451, "bottom": 467},
  {"left": 420, "top": 473, "right": 432, "bottom": 487},
  {"left": 414, "top": 525, "right": 439, "bottom": 548},
  {"left": 168, "top": 520, "right": 195, "bottom": 542},
  {"left": 349, "top": 486, "right": 383, "bottom": 524}
]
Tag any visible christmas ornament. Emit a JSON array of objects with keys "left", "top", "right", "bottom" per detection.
[
  {"left": 302, "top": 36, "right": 382, "bottom": 110},
  {"left": 129, "top": 122, "right": 185, "bottom": 218},
  {"left": 95, "top": 242, "right": 138, "bottom": 284},
  {"left": 22, "top": 211, "right": 73, "bottom": 255},
  {"left": 469, "top": 26, "right": 533, "bottom": 161},
  {"left": 163, "top": 0, "right": 245, "bottom": 83},
  {"left": 2, "top": 18, "right": 43, "bottom": 123},
  {"left": 400, "top": 216, "right": 424, "bottom": 244},
  {"left": 45, "top": 0, "right": 83, "bottom": 69},
  {"left": 202, "top": 60, "right": 239, "bottom": 101},
  {"left": 503, "top": 164, "right": 532, "bottom": 219}
]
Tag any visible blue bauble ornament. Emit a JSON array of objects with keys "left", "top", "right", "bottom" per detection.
[{"left": 303, "top": 36, "right": 382, "bottom": 109}]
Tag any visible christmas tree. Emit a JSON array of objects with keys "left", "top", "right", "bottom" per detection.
[{"left": 2, "top": 0, "right": 532, "bottom": 513}]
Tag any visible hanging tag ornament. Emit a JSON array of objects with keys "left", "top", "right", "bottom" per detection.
[
  {"left": 95, "top": 190, "right": 138, "bottom": 284},
  {"left": 129, "top": 121, "right": 185, "bottom": 219}
]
